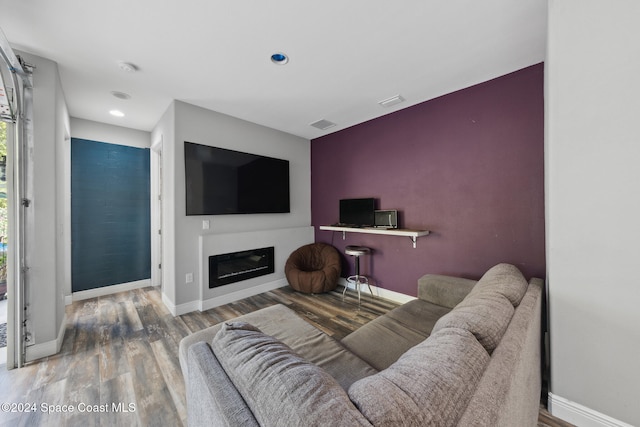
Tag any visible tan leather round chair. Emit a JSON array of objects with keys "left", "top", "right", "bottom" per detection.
[{"left": 285, "top": 243, "right": 341, "bottom": 294}]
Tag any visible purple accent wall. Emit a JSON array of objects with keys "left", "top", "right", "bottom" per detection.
[{"left": 311, "top": 64, "right": 545, "bottom": 296}]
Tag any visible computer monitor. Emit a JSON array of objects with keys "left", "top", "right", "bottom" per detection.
[{"left": 339, "top": 198, "right": 376, "bottom": 227}]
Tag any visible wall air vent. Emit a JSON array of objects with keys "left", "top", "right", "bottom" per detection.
[
  {"left": 378, "top": 94, "right": 405, "bottom": 108},
  {"left": 310, "top": 119, "right": 336, "bottom": 130}
]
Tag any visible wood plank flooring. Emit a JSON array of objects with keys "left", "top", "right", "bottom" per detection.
[{"left": 0, "top": 286, "right": 572, "bottom": 426}]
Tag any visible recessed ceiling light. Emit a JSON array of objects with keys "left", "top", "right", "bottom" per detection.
[
  {"left": 109, "top": 109, "right": 125, "bottom": 117},
  {"left": 117, "top": 61, "right": 139, "bottom": 73},
  {"left": 111, "top": 91, "right": 131, "bottom": 100},
  {"left": 270, "top": 53, "right": 289, "bottom": 65}
]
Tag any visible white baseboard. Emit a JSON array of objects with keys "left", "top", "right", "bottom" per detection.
[
  {"left": 200, "top": 279, "right": 288, "bottom": 312},
  {"left": 548, "top": 393, "right": 634, "bottom": 427},
  {"left": 339, "top": 278, "right": 417, "bottom": 304},
  {"left": 26, "top": 312, "right": 67, "bottom": 362},
  {"left": 162, "top": 292, "right": 200, "bottom": 317},
  {"left": 161, "top": 279, "right": 288, "bottom": 316},
  {"left": 70, "top": 279, "right": 151, "bottom": 302}
]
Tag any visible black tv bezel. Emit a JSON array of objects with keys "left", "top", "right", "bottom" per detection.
[
  {"left": 339, "top": 197, "right": 376, "bottom": 227},
  {"left": 184, "top": 141, "right": 290, "bottom": 216}
]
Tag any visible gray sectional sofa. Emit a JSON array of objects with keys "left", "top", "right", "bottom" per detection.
[{"left": 179, "top": 263, "right": 543, "bottom": 426}]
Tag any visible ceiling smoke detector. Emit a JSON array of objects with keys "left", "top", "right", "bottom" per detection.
[
  {"left": 111, "top": 91, "right": 132, "bottom": 100},
  {"left": 117, "top": 61, "right": 139, "bottom": 73}
]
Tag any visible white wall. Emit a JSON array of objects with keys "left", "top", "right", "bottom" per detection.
[
  {"left": 153, "top": 100, "right": 311, "bottom": 309},
  {"left": 54, "top": 60, "right": 70, "bottom": 344},
  {"left": 17, "top": 51, "right": 69, "bottom": 360},
  {"left": 71, "top": 117, "right": 150, "bottom": 149},
  {"left": 546, "top": 1, "right": 640, "bottom": 426}
]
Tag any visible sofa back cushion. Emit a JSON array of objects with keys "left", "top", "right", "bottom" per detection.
[
  {"left": 417, "top": 274, "right": 477, "bottom": 308},
  {"left": 432, "top": 292, "right": 514, "bottom": 354},
  {"left": 348, "top": 328, "right": 489, "bottom": 427},
  {"left": 212, "top": 321, "right": 371, "bottom": 427},
  {"left": 466, "top": 263, "right": 528, "bottom": 306}
]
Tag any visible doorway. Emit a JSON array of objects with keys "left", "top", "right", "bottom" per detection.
[
  {"left": 71, "top": 138, "right": 151, "bottom": 292},
  {"left": 150, "top": 137, "right": 162, "bottom": 290}
]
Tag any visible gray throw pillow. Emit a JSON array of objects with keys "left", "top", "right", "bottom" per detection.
[{"left": 212, "top": 321, "right": 371, "bottom": 427}]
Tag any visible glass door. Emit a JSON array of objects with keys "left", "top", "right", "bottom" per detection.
[
  {"left": 1, "top": 27, "right": 32, "bottom": 368},
  {"left": 0, "top": 67, "right": 13, "bottom": 367},
  {"left": 0, "top": 121, "right": 6, "bottom": 365}
]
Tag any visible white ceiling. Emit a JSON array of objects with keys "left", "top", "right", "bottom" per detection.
[{"left": 0, "top": 0, "right": 547, "bottom": 140}]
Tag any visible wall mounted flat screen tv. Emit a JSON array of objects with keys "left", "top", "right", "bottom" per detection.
[{"left": 185, "top": 141, "right": 290, "bottom": 215}]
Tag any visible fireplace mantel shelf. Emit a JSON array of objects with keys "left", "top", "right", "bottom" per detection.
[{"left": 318, "top": 225, "right": 430, "bottom": 248}]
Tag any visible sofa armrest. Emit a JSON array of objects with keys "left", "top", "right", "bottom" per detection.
[
  {"left": 186, "top": 342, "right": 259, "bottom": 427},
  {"left": 418, "top": 274, "right": 477, "bottom": 309}
]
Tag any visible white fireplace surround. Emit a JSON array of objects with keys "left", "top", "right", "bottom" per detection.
[{"left": 196, "top": 226, "right": 315, "bottom": 312}]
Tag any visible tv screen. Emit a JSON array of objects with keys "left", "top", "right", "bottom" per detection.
[
  {"left": 184, "top": 142, "right": 290, "bottom": 215},
  {"left": 339, "top": 198, "right": 376, "bottom": 227}
]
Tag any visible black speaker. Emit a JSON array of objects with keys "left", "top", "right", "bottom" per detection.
[{"left": 374, "top": 210, "right": 398, "bottom": 229}]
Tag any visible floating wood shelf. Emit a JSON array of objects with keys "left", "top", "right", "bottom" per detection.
[{"left": 319, "top": 225, "right": 430, "bottom": 248}]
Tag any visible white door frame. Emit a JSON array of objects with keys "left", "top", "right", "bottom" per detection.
[{"left": 150, "top": 136, "right": 163, "bottom": 290}]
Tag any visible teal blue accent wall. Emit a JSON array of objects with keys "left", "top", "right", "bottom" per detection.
[{"left": 71, "top": 138, "right": 151, "bottom": 292}]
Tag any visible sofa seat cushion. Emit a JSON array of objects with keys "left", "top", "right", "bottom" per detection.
[
  {"left": 432, "top": 292, "right": 514, "bottom": 354},
  {"left": 212, "top": 321, "right": 372, "bottom": 427},
  {"left": 341, "top": 299, "right": 450, "bottom": 370},
  {"left": 466, "top": 263, "right": 528, "bottom": 306},
  {"left": 348, "top": 328, "right": 490, "bottom": 427},
  {"left": 341, "top": 317, "right": 428, "bottom": 371},
  {"left": 179, "top": 304, "right": 377, "bottom": 390},
  {"left": 384, "top": 298, "right": 452, "bottom": 335}
]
